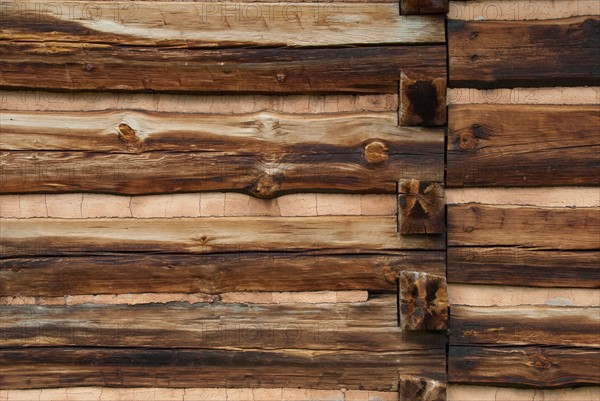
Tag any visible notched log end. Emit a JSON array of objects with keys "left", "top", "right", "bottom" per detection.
[
  {"left": 364, "top": 141, "right": 389, "bottom": 165},
  {"left": 399, "top": 271, "right": 448, "bottom": 331},
  {"left": 400, "top": 375, "right": 447, "bottom": 401},
  {"left": 400, "top": 0, "right": 449, "bottom": 14},
  {"left": 399, "top": 179, "right": 445, "bottom": 235},
  {"left": 400, "top": 74, "right": 447, "bottom": 126}
]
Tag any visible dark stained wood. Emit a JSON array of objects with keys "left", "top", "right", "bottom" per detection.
[
  {"left": 401, "top": 0, "right": 449, "bottom": 15},
  {"left": 0, "top": 110, "right": 444, "bottom": 196},
  {"left": 0, "top": 296, "right": 447, "bottom": 351},
  {"left": 0, "top": 216, "right": 445, "bottom": 258},
  {"left": 0, "top": 347, "right": 446, "bottom": 390},
  {"left": 399, "top": 271, "right": 448, "bottom": 330},
  {"left": 399, "top": 375, "right": 447, "bottom": 401},
  {"left": 0, "top": 252, "right": 446, "bottom": 296},
  {"left": 399, "top": 179, "right": 445, "bottom": 234},
  {"left": 400, "top": 73, "right": 447, "bottom": 126},
  {"left": 0, "top": 41, "right": 446, "bottom": 93},
  {"left": 450, "top": 306, "right": 600, "bottom": 348},
  {"left": 447, "top": 105, "right": 600, "bottom": 187},
  {"left": 448, "top": 247, "right": 600, "bottom": 288},
  {"left": 449, "top": 346, "right": 600, "bottom": 388},
  {"left": 448, "top": 16, "right": 600, "bottom": 88},
  {"left": 448, "top": 205, "right": 600, "bottom": 250}
]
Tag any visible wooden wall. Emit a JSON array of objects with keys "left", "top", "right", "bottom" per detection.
[{"left": 446, "top": 0, "right": 599, "bottom": 399}]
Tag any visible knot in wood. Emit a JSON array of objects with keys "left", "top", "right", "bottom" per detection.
[
  {"left": 117, "top": 123, "right": 143, "bottom": 148},
  {"left": 458, "top": 131, "right": 478, "bottom": 151},
  {"left": 531, "top": 353, "right": 552, "bottom": 370},
  {"left": 364, "top": 141, "right": 389, "bottom": 164},
  {"left": 252, "top": 174, "right": 280, "bottom": 199}
]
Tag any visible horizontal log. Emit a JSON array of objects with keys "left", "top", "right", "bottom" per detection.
[
  {"left": 447, "top": 105, "right": 600, "bottom": 187},
  {"left": 448, "top": 205, "right": 600, "bottom": 250},
  {"left": 0, "top": 296, "right": 447, "bottom": 351},
  {"left": 448, "top": 247, "right": 600, "bottom": 288},
  {"left": 450, "top": 306, "right": 600, "bottom": 347},
  {"left": 0, "top": 2, "right": 444, "bottom": 46},
  {"left": 0, "top": 110, "right": 444, "bottom": 196},
  {"left": 0, "top": 347, "right": 446, "bottom": 390},
  {"left": 0, "top": 252, "right": 446, "bottom": 296},
  {"left": 448, "top": 17, "right": 600, "bottom": 88},
  {"left": 449, "top": 346, "right": 600, "bottom": 388},
  {"left": 0, "top": 42, "right": 446, "bottom": 93},
  {"left": 0, "top": 216, "right": 445, "bottom": 258}
]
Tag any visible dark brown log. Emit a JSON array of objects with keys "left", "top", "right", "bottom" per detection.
[
  {"left": 448, "top": 17, "right": 600, "bottom": 88},
  {"left": 401, "top": 0, "right": 449, "bottom": 15},
  {"left": 399, "top": 375, "right": 447, "bottom": 401},
  {"left": 0, "top": 216, "right": 445, "bottom": 258},
  {"left": 399, "top": 271, "right": 448, "bottom": 330},
  {"left": 449, "top": 346, "right": 600, "bottom": 388},
  {"left": 448, "top": 205, "right": 600, "bottom": 250},
  {"left": 447, "top": 105, "right": 600, "bottom": 187},
  {"left": 0, "top": 251, "right": 446, "bottom": 296},
  {"left": 0, "top": 296, "right": 447, "bottom": 351},
  {"left": 399, "top": 179, "right": 445, "bottom": 235},
  {"left": 0, "top": 110, "right": 444, "bottom": 195},
  {"left": 0, "top": 41, "right": 446, "bottom": 93},
  {"left": 448, "top": 247, "right": 600, "bottom": 288},
  {"left": 400, "top": 73, "right": 447, "bottom": 126},
  {"left": 0, "top": 347, "right": 446, "bottom": 390},
  {"left": 450, "top": 306, "right": 600, "bottom": 347}
]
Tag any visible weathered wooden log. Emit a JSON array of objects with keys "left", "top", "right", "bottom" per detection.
[
  {"left": 399, "top": 375, "right": 447, "bottom": 401},
  {"left": 401, "top": 0, "right": 449, "bottom": 15},
  {"left": 0, "top": 347, "right": 446, "bottom": 390},
  {"left": 0, "top": 216, "right": 445, "bottom": 258},
  {"left": 447, "top": 104, "right": 600, "bottom": 187},
  {"left": 448, "top": 247, "right": 600, "bottom": 288},
  {"left": 0, "top": 110, "right": 444, "bottom": 196},
  {"left": 0, "top": 2, "right": 444, "bottom": 47},
  {"left": 399, "top": 271, "right": 448, "bottom": 330},
  {"left": 0, "top": 42, "right": 446, "bottom": 93},
  {"left": 449, "top": 16, "right": 600, "bottom": 88},
  {"left": 398, "top": 179, "right": 445, "bottom": 235},
  {"left": 450, "top": 306, "right": 600, "bottom": 347},
  {"left": 0, "top": 252, "right": 446, "bottom": 296},
  {"left": 448, "top": 205, "right": 600, "bottom": 250},
  {"left": 449, "top": 346, "right": 600, "bottom": 388}
]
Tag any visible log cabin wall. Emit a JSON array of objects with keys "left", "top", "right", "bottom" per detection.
[
  {"left": 0, "top": 0, "right": 599, "bottom": 400},
  {"left": 446, "top": 0, "right": 599, "bottom": 399}
]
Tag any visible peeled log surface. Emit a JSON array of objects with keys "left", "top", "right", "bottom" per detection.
[
  {"left": 450, "top": 306, "right": 600, "bottom": 347},
  {"left": 448, "top": 205, "right": 600, "bottom": 250},
  {"left": 0, "top": 110, "right": 444, "bottom": 196},
  {"left": 399, "top": 271, "right": 448, "bottom": 330},
  {"left": 0, "top": 347, "right": 446, "bottom": 390},
  {"left": 0, "top": 216, "right": 445, "bottom": 258},
  {"left": 0, "top": 252, "right": 446, "bottom": 296},
  {"left": 0, "top": 42, "right": 446, "bottom": 93},
  {"left": 447, "top": 105, "right": 600, "bottom": 187},
  {"left": 449, "top": 17, "right": 600, "bottom": 88},
  {"left": 0, "top": 2, "right": 444, "bottom": 47},
  {"left": 449, "top": 346, "right": 600, "bottom": 388},
  {"left": 448, "top": 247, "right": 600, "bottom": 288}
]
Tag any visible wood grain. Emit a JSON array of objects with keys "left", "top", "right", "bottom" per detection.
[
  {"left": 0, "top": 216, "right": 445, "bottom": 258},
  {"left": 448, "top": 16, "right": 600, "bottom": 88},
  {"left": 399, "top": 180, "right": 445, "bottom": 235},
  {"left": 448, "top": 205, "right": 600, "bottom": 250},
  {"left": 449, "top": 346, "right": 600, "bottom": 388},
  {"left": 448, "top": 247, "right": 600, "bottom": 288},
  {"left": 450, "top": 306, "right": 600, "bottom": 347},
  {"left": 0, "top": 110, "right": 444, "bottom": 196},
  {"left": 0, "top": 42, "right": 446, "bottom": 93},
  {"left": 0, "top": 2, "right": 444, "bottom": 47},
  {"left": 447, "top": 105, "right": 600, "bottom": 187},
  {"left": 401, "top": 0, "right": 449, "bottom": 15},
  {"left": 0, "top": 347, "right": 446, "bottom": 390},
  {"left": 0, "top": 252, "right": 446, "bottom": 296},
  {"left": 399, "top": 271, "right": 448, "bottom": 331}
]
